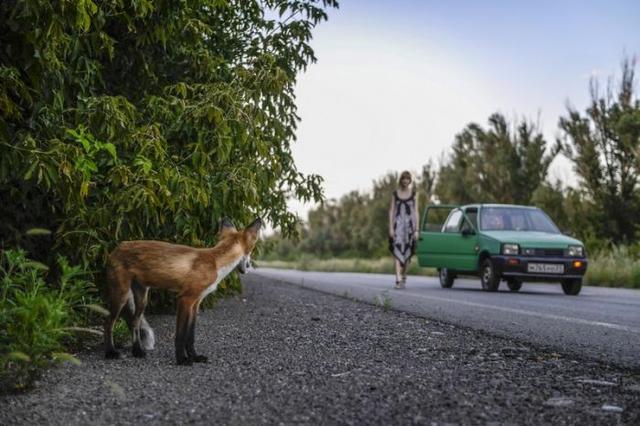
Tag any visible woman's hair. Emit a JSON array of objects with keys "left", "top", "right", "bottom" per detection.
[{"left": 398, "top": 170, "right": 413, "bottom": 187}]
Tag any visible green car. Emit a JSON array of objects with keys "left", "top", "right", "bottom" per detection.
[{"left": 416, "top": 204, "right": 588, "bottom": 295}]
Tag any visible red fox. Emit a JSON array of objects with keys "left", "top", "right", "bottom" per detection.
[{"left": 104, "top": 218, "right": 262, "bottom": 365}]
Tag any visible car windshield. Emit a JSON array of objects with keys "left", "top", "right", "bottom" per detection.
[{"left": 480, "top": 207, "right": 560, "bottom": 233}]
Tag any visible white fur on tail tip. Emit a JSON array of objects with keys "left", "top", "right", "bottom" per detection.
[
  {"left": 139, "top": 316, "right": 156, "bottom": 350},
  {"left": 126, "top": 290, "right": 156, "bottom": 350}
]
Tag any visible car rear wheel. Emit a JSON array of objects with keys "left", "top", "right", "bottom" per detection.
[
  {"left": 439, "top": 268, "right": 455, "bottom": 288},
  {"left": 506, "top": 279, "right": 522, "bottom": 292},
  {"left": 561, "top": 278, "right": 582, "bottom": 295},
  {"left": 480, "top": 258, "right": 500, "bottom": 292}
]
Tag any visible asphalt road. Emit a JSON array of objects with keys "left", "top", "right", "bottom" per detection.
[
  {"left": 1, "top": 274, "right": 639, "bottom": 425},
  {"left": 255, "top": 268, "right": 640, "bottom": 369}
]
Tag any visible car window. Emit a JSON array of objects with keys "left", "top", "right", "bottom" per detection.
[
  {"left": 529, "top": 210, "right": 560, "bottom": 233},
  {"left": 460, "top": 217, "right": 474, "bottom": 233},
  {"left": 509, "top": 212, "right": 527, "bottom": 230},
  {"left": 423, "top": 207, "right": 455, "bottom": 232},
  {"left": 480, "top": 207, "right": 560, "bottom": 233},
  {"left": 464, "top": 208, "right": 478, "bottom": 229},
  {"left": 442, "top": 210, "right": 463, "bottom": 233}
]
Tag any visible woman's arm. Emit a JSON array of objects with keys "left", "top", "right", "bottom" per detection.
[{"left": 388, "top": 195, "right": 395, "bottom": 238}]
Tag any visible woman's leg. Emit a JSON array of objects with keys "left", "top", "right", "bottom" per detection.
[
  {"left": 402, "top": 259, "right": 410, "bottom": 284},
  {"left": 395, "top": 258, "right": 403, "bottom": 285}
]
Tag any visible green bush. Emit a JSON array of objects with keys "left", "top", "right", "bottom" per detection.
[
  {"left": 0, "top": 250, "right": 96, "bottom": 392},
  {"left": 0, "top": 0, "right": 336, "bottom": 312}
]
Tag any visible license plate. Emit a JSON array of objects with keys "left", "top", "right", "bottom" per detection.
[{"left": 527, "top": 263, "right": 564, "bottom": 274}]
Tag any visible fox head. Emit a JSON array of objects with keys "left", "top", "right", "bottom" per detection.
[{"left": 218, "top": 217, "right": 262, "bottom": 273}]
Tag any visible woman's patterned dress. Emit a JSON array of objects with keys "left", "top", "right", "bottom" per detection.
[{"left": 390, "top": 190, "right": 416, "bottom": 266}]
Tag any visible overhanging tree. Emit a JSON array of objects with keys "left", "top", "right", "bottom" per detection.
[{"left": 0, "top": 0, "right": 338, "bottom": 274}]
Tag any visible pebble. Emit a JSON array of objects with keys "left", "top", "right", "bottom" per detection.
[
  {"left": 601, "top": 404, "right": 624, "bottom": 413},
  {"left": 625, "top": 384, "right": 640, "bottom": 393},
  {"left": 578, "top": 379, "right": 617, "bottom": 386},
  {"left": 544, "top": 397, "right": 575, "bottom": 407}
]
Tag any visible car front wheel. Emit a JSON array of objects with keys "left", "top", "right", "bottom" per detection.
[
  {"left": 480, "top": 258, "right": 500, "bottom": 292},
  {"left": 439, "top": 268, "right": 455, "bottom": 288},
  {"left": 561, "top": 278, "right": 582, "bottom": 295},
  {"left": 506, "top": 279, "right": 522, "bottom": 292}
]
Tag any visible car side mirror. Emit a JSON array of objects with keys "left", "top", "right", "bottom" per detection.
[{"left": 461, "top": 228, "right": 476, "bottom": 237}]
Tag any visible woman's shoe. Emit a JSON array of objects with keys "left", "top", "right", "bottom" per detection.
[{"left": 394, "top": 280, "right": 403, "bottom": 289}]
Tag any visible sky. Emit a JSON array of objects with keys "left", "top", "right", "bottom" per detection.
[{"left": 288, "top": 0, "right": 640, "bottom": 220}]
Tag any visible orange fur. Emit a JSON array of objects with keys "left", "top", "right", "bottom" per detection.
[{"left": 103, "top": 219, "right": 261, "bottom": 365}]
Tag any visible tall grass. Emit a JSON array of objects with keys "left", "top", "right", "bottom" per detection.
[
  {"left": 585, "top": 246, "right": 640, "bottom": 288},
  {"left": 259, "top": 256, "right": 437, "bottom": 277},
  {"left": 260, "top": 247, "right": 640, "bottom": 289}
]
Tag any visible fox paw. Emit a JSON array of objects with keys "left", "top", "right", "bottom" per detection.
[
  {"left": 176, "top": 357, "right": 193, "bottom": 366},
  {"left": 192, "top": 355, "right": 208, "bottom": 363},
  {"left": 105, "top": 350, "right": 121, "bottom": 360},
  {"left": 132, "top": 345, "right": 147, "bottom": 358}
]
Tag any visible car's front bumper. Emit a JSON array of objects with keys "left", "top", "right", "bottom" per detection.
[{"left": 492, "top": 255, "right": 588, "bottom": 281}]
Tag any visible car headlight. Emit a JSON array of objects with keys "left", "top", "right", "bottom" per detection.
[
  {"left": 566, "top": 245, "right": 584, "bottom": 257},
  {"left": 502, "top": 243, "right": 519, "bottom": 255}
]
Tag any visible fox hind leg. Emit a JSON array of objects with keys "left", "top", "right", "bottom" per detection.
[
  {"left": 121, "top": 290, "right": 156, "bottom": 351},
  {"left": 104, "top": 267, "right": 131, "bottom": 359},
  {"left": 130, "top": 282, "right": 150, "bottom": 358}
]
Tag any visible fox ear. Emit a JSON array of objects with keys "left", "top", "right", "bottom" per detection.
[
  {"left": 245, "top": 217, "right": 263, "bottom": 234},
  {"left": 218, "top": 217, "right": 236, "bottom": 237},
  {"left": 221, "top": 217, "right": 235, "bottom": 229}
]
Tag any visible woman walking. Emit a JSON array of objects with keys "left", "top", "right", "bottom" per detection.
[{"left": 388, "top": 171, "right": 419, "bottom": 289}]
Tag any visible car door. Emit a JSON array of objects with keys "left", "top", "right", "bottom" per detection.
[
  {"left": 417, "top": 205, "right": 456, "bottom": 268},
  {"left": 418, "top": 206, "right": 479, "bottom": 271}
]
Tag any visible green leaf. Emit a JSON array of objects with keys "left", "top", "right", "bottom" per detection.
[
  {"left": 103, "top": 143, "right": 117, "bottom": 160},
  {"left": 84, "top": 304, "right": 110, "bottom": 316},
  {"left": 21, "top": 261, "right": 49, "bottom": 271},
  {"left": 52, "top": 352, "right": 82, "bottom": 365},
  {"left": 67, "top": 128, "right": 91, "bottom": 152},
  {"left": 175, "top": 82, "right": 187, "bottom": 98},
  {"left": 6, "top": 351, "right": 31, "bottom": 362},
  {"left": 23, "top": 161, "right": 38, "bottom": 180},
  {"left": 25, "top": 228, "right": 52, "bottom": 236},
  {"left": 60, "top": 326, "right": 103, "bottom": 336}
]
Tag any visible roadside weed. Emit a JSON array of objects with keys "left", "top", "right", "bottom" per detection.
[
  {"left": 375, "top": 291, "right": 393, "bottom": 312},
  {"left": 0, "top": 250, "right": 97, "bottom": 392}
]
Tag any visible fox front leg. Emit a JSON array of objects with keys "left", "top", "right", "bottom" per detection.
[
  {"left": 175, "top": 298, "right": 194, "bottom": 366},
  {"left": 186, "top": 307, "right": 208, "bottom": 363}
]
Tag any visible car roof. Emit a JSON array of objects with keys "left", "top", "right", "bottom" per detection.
[{"left": 460, "top": 203, "right": 538, "bottom": 210}]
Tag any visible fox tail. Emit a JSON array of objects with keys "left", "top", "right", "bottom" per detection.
[{"left": 123, "top": 290, "right": 156, "bottom": 350}]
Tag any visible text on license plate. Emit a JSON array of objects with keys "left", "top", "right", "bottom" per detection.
[{"left": 527, "top": 263, "right": 564, "bottom": 274}]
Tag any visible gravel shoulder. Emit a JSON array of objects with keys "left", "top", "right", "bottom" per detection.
[{"left": 1, "top": 274, "right": 639, "bottom": 425}]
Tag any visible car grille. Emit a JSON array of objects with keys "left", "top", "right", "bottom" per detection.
[{"left": 530, "top": 248, "right": 564, "bottom": 257}]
